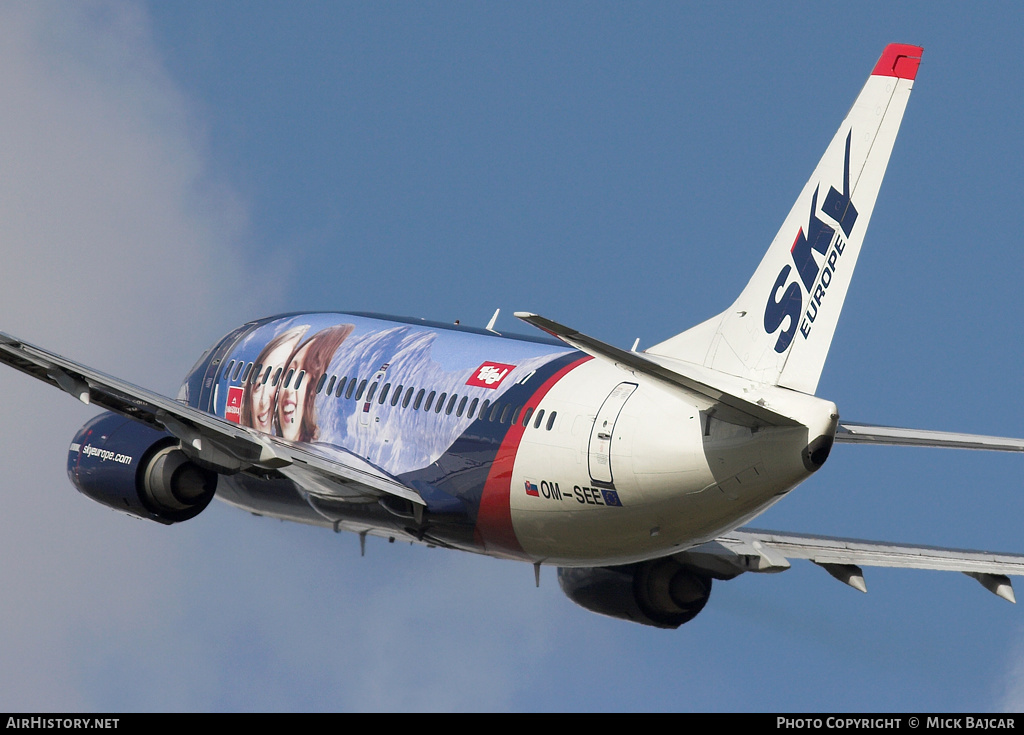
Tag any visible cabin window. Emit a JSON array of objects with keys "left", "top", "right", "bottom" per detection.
[
  {"left": 435, "top": 392, "right": 447, "bottom": 413},
  {"left": 533, "top": 409, "right": 545, "bottom": 429},
  {"left": 499, "top": 404, "right": 511, "bottom": 424},
  {"left": 489, "top": 403, "right": 501, "bottom": 422},
  {"left": 413, "top": 389, "right": 425, "bottom": 410},
  {"left": 479, "top": 399, "right": 490, "bottom": 420},
  {"left": 424, "top": 390, "right": 436, "bottom": 412},
  {"left": 365, "top": 381, "right": 379, "bottom": 403},
  {"left": 511, "top": 406, "right": 521, "bottom": 425},
  {"left": 546, "top": 411, "right": 557, "bottom": 431},
  {"left": 354, "top": 379, "right": 367, "bottom": 401},
  {"left": 521, "top": 407, "right": 534, "bottom": 427},
  {"left": 467, "top": 397, "right": 478, "bottom": 419},
  {"left": 457, "top": 396, "right": 468, "bottom": 417},
  {"left": 326, "top": 375, "right": 337, "bottom": 396},
  {"left": 272, "top": 368, "right": 283, "bottom": 386},
  {"left": 378, "top": 383, "right": 390, "bottom": 405},
  {"left": 283, "top": 368, "right": 295, "bottom": 388},
  {"left": 446, "top": 394, "right": 458, "bottom": 415},
  {"left": 229, "top": 361, "right": 242, "bottom": 381},
  {"left": 261, "top": 366, "right": 272, "bottom": 385},
  {"left": 295, "top": 371, "right": 306, "bottom": 389},
  {"left": 222, "top": 360, "right": 235, "bottom": 381},
  {"left": 240, "top": 363, "right": 254, "bottom": 383},
  {"left": 251, "top": 364, "right": 263, "bottom": 384},
  {"left": 402, "top": 387, "right": 414, "bottom": 408},
  {"left": 392, "top": 385, "right": 403, "bottom": 407}
]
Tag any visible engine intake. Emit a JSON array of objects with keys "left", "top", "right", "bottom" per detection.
[{"left": 68, "top": 412, "right": 217, "bottom": 524}]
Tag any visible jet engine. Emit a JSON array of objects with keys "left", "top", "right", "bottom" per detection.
[
  {"left": 558, "top": 558, "right": 713, "bottom": 629},
  {"left": 67, "top": 411, "right": 217, "bottom": 524}
]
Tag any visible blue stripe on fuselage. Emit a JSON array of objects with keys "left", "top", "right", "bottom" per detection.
[{"left": 397, "top": 350, "right": 585, "bottom": 527}]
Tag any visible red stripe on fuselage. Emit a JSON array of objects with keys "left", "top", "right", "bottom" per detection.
[{"left": 474, "top": 355, "right": 593, "bottom": 558}]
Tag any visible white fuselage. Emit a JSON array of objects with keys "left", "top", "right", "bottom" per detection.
[{"left": 504, "top": 359, "right": 834, "bottom": 565}]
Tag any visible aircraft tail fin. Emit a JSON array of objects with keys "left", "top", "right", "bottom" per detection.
[{"left": 647, "top": 44, "right": 922, "bottom": 395}]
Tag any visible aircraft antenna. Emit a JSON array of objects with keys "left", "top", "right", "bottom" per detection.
[{"left": 486, "top": 308, "right": 501, "bottom": 334}]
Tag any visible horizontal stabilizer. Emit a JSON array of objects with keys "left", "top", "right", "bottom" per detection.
[{"left": 835, "top": 422, "right": 1024, "bottom": 452}]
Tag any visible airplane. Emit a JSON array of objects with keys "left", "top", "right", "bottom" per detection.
[{"left": 3, "top": 42, "right": 1024, "bottom": 629}]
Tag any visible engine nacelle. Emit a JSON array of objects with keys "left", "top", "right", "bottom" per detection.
[
  {"left": 67, "top": 412, "right": 217, "bottom": 525},
  {"left": 558, "top": 558, "right": 713, "bottom": 629}
]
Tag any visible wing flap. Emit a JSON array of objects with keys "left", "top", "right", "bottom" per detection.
[
  {"left": 727, "top": 528, "right": 1024, "bottom": 575},
  {"left": 680, "top": 527, "right": 1024, "bottom": 602}
]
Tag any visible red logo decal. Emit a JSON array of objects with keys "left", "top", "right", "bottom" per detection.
[
  {"left": 225, "top": 386, "right": 244, "bottom": 423},
  {"left": 466, "top": 362, "right": 516, "bottom": 389}
]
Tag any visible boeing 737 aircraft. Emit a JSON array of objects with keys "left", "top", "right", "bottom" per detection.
[{"left": 3, "top": 43, "right": 1023, "bottom": 628}]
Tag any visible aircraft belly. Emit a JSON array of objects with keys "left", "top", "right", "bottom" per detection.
[
  {"left": 217, "top": 472, "right": 453, "bottom": 548},
  {"left": 216, "top": 472, "right": 340, "bottom": 529}
]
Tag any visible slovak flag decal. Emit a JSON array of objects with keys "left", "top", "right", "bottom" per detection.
[
  {"left": 225, "top": 386, "right": 244, "bottom": 424},
  {"left": 467, "top": 361, "right": 516, "bottom": 389},
  {"left": 524, "top": 480, "right": 539, "bottom": 497}
]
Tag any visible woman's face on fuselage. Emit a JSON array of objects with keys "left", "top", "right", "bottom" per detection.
[
  {"left": 248, "top": 339, "right": 298, "bottom": 434},
  {"left": 277, "top": 342, "right": 311, "bottom": 441}
]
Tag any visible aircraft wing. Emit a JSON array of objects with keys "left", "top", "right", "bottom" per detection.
[
  {"left": 0, "top": 331, "right": 425, "bottom": 507},
  {"left": 835, "top": 421, "right": 1024, "bottom": 452},
  {"left": 682, "top": 528, "right": 1024, "bottom": 602}
]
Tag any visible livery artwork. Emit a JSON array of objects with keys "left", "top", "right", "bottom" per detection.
[
  {"left": 214, "top": 313, "right": 571, "bottom": 476},
  {"left": 764, "top": 131, "right": 859, "bottom": 353}
]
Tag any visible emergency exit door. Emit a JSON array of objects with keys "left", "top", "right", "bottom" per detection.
[{"left": 588, "top": 382, "right": 637, "bottom": 487}]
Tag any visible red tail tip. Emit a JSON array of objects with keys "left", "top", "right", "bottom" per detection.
[{"left": 872, "top": 43, "right": 924, "bottom": 80}]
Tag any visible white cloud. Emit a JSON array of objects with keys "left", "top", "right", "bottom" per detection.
[
  {"left": 0, "top": 1, "right": 261, "bottom": 375},
  {"left": 996, "top": 624, "right": 1024, "bottom": 712},
  {"left": 0, "top": 1, "right": 266, "bottom": 710},
  {"left": 0, "top": 3, "right": 566, "bottom": 712}
]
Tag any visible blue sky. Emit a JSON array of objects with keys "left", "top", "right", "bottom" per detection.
[{"left": 1, "top": 1, "right": 1023, "bottom": 712}]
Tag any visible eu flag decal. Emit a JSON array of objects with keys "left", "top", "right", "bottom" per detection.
[{"left": 600, "top": 489, "right": 623, "bottom": 507}]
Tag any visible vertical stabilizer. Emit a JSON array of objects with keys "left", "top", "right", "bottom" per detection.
[{"left": 648, "top": 44, "right": 922, "bottom": 395}]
